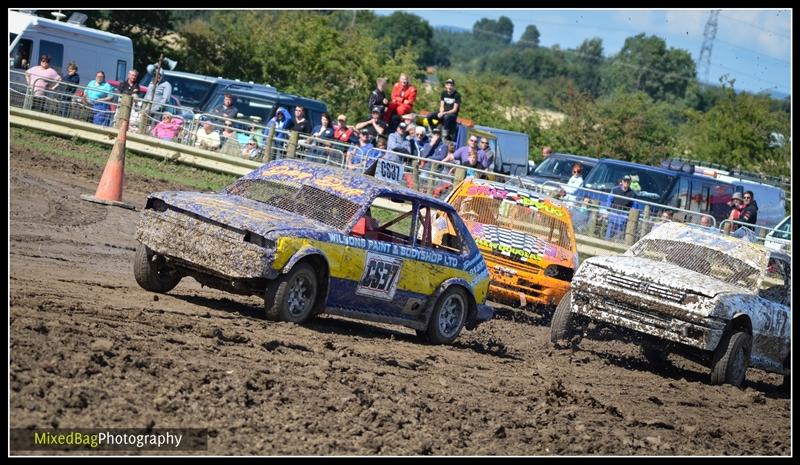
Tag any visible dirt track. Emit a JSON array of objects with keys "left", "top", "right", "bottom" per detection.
[{"left": 9, "top": 142, "right": 792, "bottom": 455}]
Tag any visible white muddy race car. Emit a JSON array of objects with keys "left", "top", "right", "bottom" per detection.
[{"left": 551, "top": 222, "right": 790, "bottom": 390}]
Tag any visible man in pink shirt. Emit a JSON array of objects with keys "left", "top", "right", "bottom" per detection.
[{"left": 25, "top": 55, "right": 62, "bottom": 111}]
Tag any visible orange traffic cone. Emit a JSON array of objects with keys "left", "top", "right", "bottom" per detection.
[{"left": 81, "top": 94, "right": 136, "bottom": 210}]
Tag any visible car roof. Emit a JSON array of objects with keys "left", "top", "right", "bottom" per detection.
[
  {"left": 598, "top": 158, "right": 677, "bottom": 176},
  {"left": 550, "top": 152, "right": 599, "bottom": 165},
  {"left": 244, "top": 160, "right": 456, "bottom": 210}
]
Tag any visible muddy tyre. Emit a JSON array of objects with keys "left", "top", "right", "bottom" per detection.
[
  {"left": 133, "top": 243, "right": 181, "bottom": 293},
  {"left": 710, "top": 331, "right": 751, "bottom": 387},
  {"left": 641, "top": 347, "right": 669, "bottom": 365},
  {"left": 550, "top": 291, "right": 576, "bottom": 346},
  {"left": 426, "top": 287, "right": 468, "bottom": 345},
  {"left": 264, "top": 263, "right": 318, "bottom": 324}
]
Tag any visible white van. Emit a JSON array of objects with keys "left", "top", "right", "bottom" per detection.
[{"left": 9, "top": 10, "right": 134, "bottom": 86}]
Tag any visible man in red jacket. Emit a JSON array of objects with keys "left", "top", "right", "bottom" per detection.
[{"left": 384, "top": 73, "right": 417, "bottom": 124}]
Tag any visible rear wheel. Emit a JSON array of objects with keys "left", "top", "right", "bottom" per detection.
[
  {"left": 133, "top": 244, "right": 181, "bottom": 293},
  {"left": 550, "top": 291, "right": 576, "bottom": 346},
  {"left": 710, "top": 331, "right": 751, "bottom": 387},
  {"left": 426, "top": 287, "right": 468, "bottom": 345},
  {"left": 264, "top": 263, "right": 318, "bottom": 324}
]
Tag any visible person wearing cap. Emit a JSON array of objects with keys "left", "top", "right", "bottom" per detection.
[
  {"left": 727, "top": 191, "right": 744, "bottom": 229},
  {"left": 425, "top": 78, "right": 461, "bottom": 140},
  {"left": 610, "top": 175, "right": 635, "bottom": 209},
  {"left": 368, "top": 77, "right": 388, "bottom": 119},
  {"left": 211, "top": 93, "right": 239, "bottom": 121},
  {"left": 346, "top": 128, "right": 375, "bottom": 171},
  {"left": 387, "top": 122, "right": 412, "bottom": 155},
  {"left": 334, "top": 114, "right": 354, "bottom": 143},
  {"left": 384, "top": 73, "right": 417, "bottom": 124},
  {"left": 354, "top": 107, "right": 387, "bottom": 139},
  {"left": 418, "top": 128, "right": 449, "bottom": 186},
  {"left": 150, "top": 111, "right": 184, "bottom": 141}
]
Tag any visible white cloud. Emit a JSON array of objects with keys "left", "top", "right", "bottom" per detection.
[{"left": 717, "top": 9, "right": 790, "bottom": 60}]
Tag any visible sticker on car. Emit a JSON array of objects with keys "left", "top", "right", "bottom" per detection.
[{"left": 356, "top": 252, "right": 403, "bottom": 300}]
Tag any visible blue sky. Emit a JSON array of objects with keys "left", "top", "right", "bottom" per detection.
[{"left": 376, "top": 9, "right": 791, "bottom": 97}]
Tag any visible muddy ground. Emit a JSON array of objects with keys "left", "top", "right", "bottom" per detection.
[{"left": 9, "top": 141, "right": 792, "bottom": 455}]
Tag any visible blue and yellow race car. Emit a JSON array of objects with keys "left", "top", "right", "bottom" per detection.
[{"left": 134, "top": 159, "right": 492, "bottom": 344}]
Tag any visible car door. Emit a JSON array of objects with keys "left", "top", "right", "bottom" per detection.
[{"left": 329, "top": 194, "right": 431, "bottom": 319}]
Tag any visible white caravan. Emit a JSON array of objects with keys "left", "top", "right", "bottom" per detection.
[{"left": 9, "top": 10, "right": 134, "bottom": 86}]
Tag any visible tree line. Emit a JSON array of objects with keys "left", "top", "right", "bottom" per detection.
[{"left": 38, "top": 10, "right": 790, "bottom": 177}]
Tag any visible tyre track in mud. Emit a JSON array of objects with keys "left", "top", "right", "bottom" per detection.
[{"left": 9, "top": 145, "right": 791, "bottom": 455}]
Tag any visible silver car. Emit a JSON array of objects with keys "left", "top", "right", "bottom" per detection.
[{"left": 551, "top": 222, "right": 790, "bottom": 390}]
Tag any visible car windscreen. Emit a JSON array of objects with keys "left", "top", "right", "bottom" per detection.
[
  {"left": 450, "top": 194, "right": 572, "bottom": 251},
  {"left": 583, "top": 163, "right": 673, "bottom": 202},
  {"left": 628, "top": 238, "right": 759, "bottom": 289},
  {"left": 533, "top": 157, "right": 592, "bottom": 182},
  {"left": 166, "top": 75, "right": 214, "bottom": 109},
  {"left": 226, "top": 178, "right": 361, "bottom": 231}
]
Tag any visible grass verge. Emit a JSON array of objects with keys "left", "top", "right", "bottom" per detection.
[{"left": 11, "top": 126, "right": 238, "bottom": 191}]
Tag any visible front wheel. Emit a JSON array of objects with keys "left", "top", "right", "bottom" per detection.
[
  {"left": 133, "top": 244, "right": 181, "bottom": 293},
  {"left": 264, "top": 262, "right": 318, "bottom": 324},
  {"left": 425, "top": 287, "right": 468, "bottom": 345},
  {"left": 710, "top": 331, "right": 751, "bottom": 387},
  {"left": 550, "top": 291, "right": 577, "bottom": 346}
]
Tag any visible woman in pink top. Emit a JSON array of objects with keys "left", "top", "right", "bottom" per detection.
[
  {"left": 150, "top": 112, "right": 184, "bottom": 141},
  {"left": 25, "top": 54, "right": 61, "bottom": 110}
]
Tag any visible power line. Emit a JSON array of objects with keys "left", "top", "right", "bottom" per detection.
[
  {"left": 438, "top": 11, "right": 791, "bottom": 70},
  {"left": 465, "top": 24, "right": 790, "bottom": 93},
  {"left": 718, "top": 12, "right": 790, "bottom": 39}
]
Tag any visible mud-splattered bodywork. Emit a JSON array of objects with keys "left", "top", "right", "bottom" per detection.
[
  {"left": 570, "top": 222, "right": 790, "bottom": 375},
  {"left": 135, "top": 160, "right": 492, "bottom": 331},
  {"left": 446, "top": 179, "right": 578, "bottom": 308}
]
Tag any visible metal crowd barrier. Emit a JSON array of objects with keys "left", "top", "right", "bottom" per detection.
[{"left": 13, "top": 70, "right": 769, "bottom": 255}]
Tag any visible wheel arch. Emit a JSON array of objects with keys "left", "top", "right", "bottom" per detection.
[
  {"left": 281, "top": 247, "right": 330, "bottom": 314},
  {"left": 427, "top": 277, "right": 477, "bottom": 326}
]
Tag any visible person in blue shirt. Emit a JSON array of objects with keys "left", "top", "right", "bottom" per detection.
[
  {"left": 311, "top": 112, "right": 335, "bottom": 141},
  {"left": 85, "top": 70, "right": 115, "bottom": 127}
]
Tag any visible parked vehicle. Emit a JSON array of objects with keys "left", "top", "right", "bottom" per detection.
[
  {"left": 9, "top": 10, "right": 133, "bottom": 86},
  {"left": 135, "top": 159, "right": 492, "bottom": 344},
  {"left": 765, "top": 215, "right": 791, "bottom": 253},
  {"left": 551, "top": 222, "right": 790, "bottom": 389},
  {"left": 445, "top": 178, "right": 578, "bottom": 309},
  {"left": 525, "top": 152, "right": 599, "bottom": 187},
  {"left": 152, "top": 70, "right": 328, "bottom": 128},
  {"left": 452, "top": 124, "right": 530, "bottom": 176},
  {"left": 578, "top": 158, "right": 736, "bottom": 224},
  {"left": 663, "top": 158, "right": 786, "bottom": 229}
]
